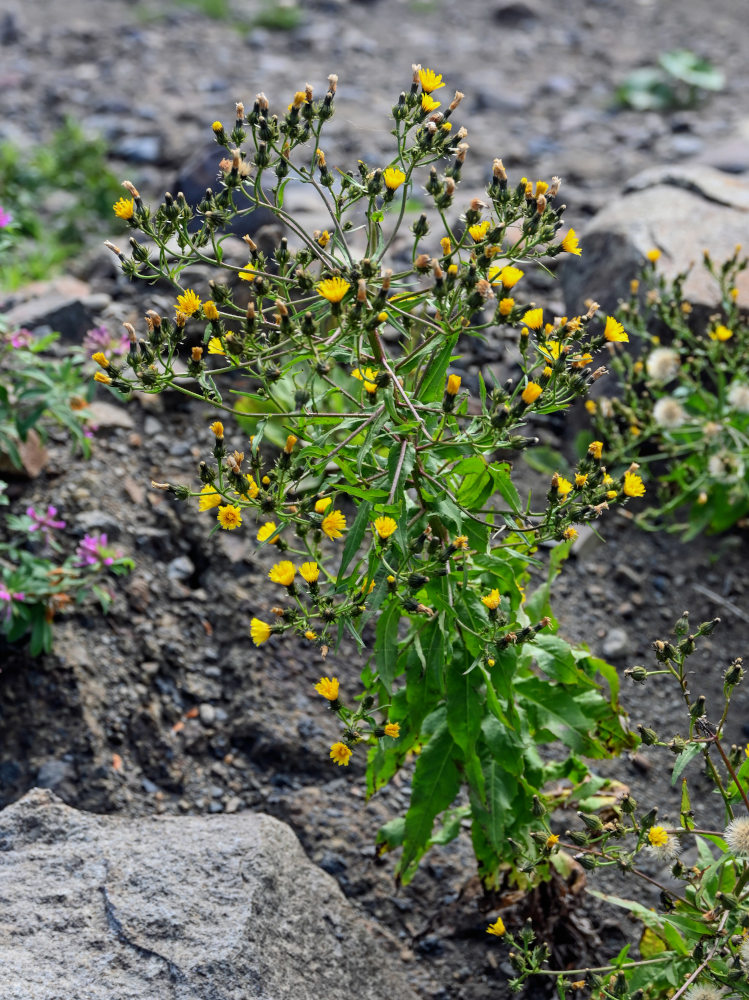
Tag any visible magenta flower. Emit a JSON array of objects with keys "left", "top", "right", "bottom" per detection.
[
  {"left": 75, "top": 533, "right": 118, "bottom": 567},
  {"left": 0, "top": 206, "right": 12, "bottom": 229},
  {"left": 82, "top": 325, "right": 129, "bottom": 361},
  {"left": 26, "top": 505, "right": 66, "bottom": 542},
  {"left": 10, "top": 328, "right": 32, "bottom": 349},
  {"left": 0, "top": 585, "right": 25, "bottom": 623}
]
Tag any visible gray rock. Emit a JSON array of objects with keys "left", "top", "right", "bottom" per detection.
[
  {"left": 86, "top": 401, "right": 135, "bottom": 430},
  {"left": 74, "top": 510, "right": 122, "bottom": 540},
  {"left": 113, "top": 134, "right": 162, "bottom": 164},
  {"left": 35, "top": 759, "right": 74, "bottom": 789},
  {"left": 0, "top": 789, "right": 417, "bottom": 1000},
  {"left": 602, "top": 627, "right": 630, "bottom": 660},
  {"left": 562, "top": 164, "right": 749, "bottom": 317},
  {"left": 166, "top": 555, "right": 195, "bottom": 582},
  {"left": 199, "top": 703, "right": 216, "bottom": 726},
  {"left": 0, "top": 275, "right": 94, "bottom": 343}
]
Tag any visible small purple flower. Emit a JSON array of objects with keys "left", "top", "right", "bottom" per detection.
[
  {"left": 0, "top": 585, "right": 25, "bottom": 623},
  {"left": 82, "top": 325, "right": 129, "bottom": 361},
  {"left": 10, "top": 328, "right": 32, "bottom": 349},
  {"left": 0, "top": 205, "right": 12, "bottom": 229},
  {"left": 26, "top": 505, "right": 66, "bottom": 542},
  {"left": 75, "top": 533, "right": 118, "bottom": 567}
]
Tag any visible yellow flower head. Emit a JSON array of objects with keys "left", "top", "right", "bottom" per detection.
[
  {"left": 646, "top": 248, "right": 661, "bottom": 263},
  {"left": 329, "top": 742, "right": 352, "bottom": 766},
  {"left": 203, "top": 300, "right": 219, "bottom": 321},
  {"left": 421, "top": 93, "right": 441, "bottom": 112},
  {"left": 709, "top": 324, "right": 733, "bottom": 342},
  {"left": 384, "top": 722, "right": 400, "bottom": 739},
  {"left": 481, "top": 589, "right": 501, "bottom": 610},
  {"left": 321, "top": 509, "right": 347, "bottom": 539},
  {"left": 198, "top": 484, "right": 222, "bottom": 511},
  {"left": 575, "top": 473, "right": 588, "bottom": 487},
  {"left": 469, "top": 220, "right": 490, "bottom": 242},
  {"left": 585, "top": 399, "right": 597, "bottom": 414},
  {"left": 304, "top": 630, "right": 317, "bottom": 641},
  {"left": 210, "top": 420, "right": 224, "bottom": 439},
  {"left": 240, "top": 475, "right": 259, "bottom": 499},
  {"left": 250, "top": 617, "right": 272, "bottom": 646},
  {"left": 373, "top": 516, "right": 398, "bottom": 540},
  {"left": 521, "top": 382, "right": 543, "bottom": 405},
  {"left": 315, "top": 497, "right": 333, "bottom": 514},
  {"left": 446, "top": 374, "right": 461, "bottom": 396},
  {"left": 257, "top": 521, "right": 280, "bottom": 543},
  {"left": 486, "top": 917, "right": 506, "bottom": 937},
  {"left": 545, "top": 833, "right": 560, "bottom": 849},
  {"left": 588, "top": 440, "right": 603, "bottom": 460},
  {"left": 284, "top": 434, "right": 297, "bottom": 454},
  {"left": 212, "top": 121, "right": 224, "bottom": 133},
  {"left": 561, "top": 229, "right": 582, "bottom": 256},
  {"left": 315, "top": 676, "right": 339, "bottom": 700},
  {"left": 648, "top": 825, "right": 668, "bottom": 847},
  {"left": 238, "top": 262, "right": 255, "bottom": 281},
  {"left": 91, "top": 352, "right": 109, "bottom": 368},
  {"left": 498, "top": 297, "right": 515, "bottom": 317},
  {"left": 383, "top": 167, "right": 406, "bottom": 191},
  {"left": 217, "top": 504, "right": 242, "bottom": 530},
  {"left": 418, "top": 67, "right": 444, "bottom": 93},
  {"left": 317, "top": 230, "right": 331, "bottom": 248},
  {"left": 535, "top": 180, "right": 549, "bottom": 196},
  {"left": 623, "top": 471, "right": 646, "bottom": 498},
  {"left": 299, "top": 561, "right": 320, "bottom": 584},
  {"left": 604, "top": 316, "right": 629, "bottom": 343},
  {"left": 93, "top": 371, "right": 112, "bottom": 385},
  {"left": 317, "top": 276, "right": 351, "bottom": 303},
  {"left": 113, "top": 197, "right": 135, "bottom": 220},
  {"left": 563, "top": 527, "right": 578, "bottom": 541},
  {"left": 521, "top": 307, "right": 544, "bottom": 330},
  {"left": 207, "top": 337, "right": 226, "bottom": 356},
  {"left": 498, "top": 265, "right": 524, "bottom": 289},
  {"left": 555, "top": 476, "right": 573, "bottom": 497},
  {"left": 175, "top": 289, "right": 202, "bottom": 316},
  {"left": 440, "top": 236, "right": 452, "bottom": 256},
  {"left": 453, "top": 535, "right": 469, "bottom": 549},
  {"left": 269, "top": 560, "right": 295, "bottom": 587}
]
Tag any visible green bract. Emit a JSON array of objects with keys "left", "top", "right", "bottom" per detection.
[{"left": 102, "top": 68, "right": 641, "bottom": 885}]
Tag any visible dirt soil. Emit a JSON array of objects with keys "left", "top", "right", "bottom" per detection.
[{"left": 2, "top": 1, "right": 749, "bottom": 998}]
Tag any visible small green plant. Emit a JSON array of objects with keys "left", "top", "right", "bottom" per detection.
[
  {"left": 98, "top": 65, "right": 645, "bottom": 886},
  {"left": 585, "top": 248, "right": 749, "bottom": 537},
  {"left": 250, "top": 1, "right": 302, "bottom": 31},
  {"left": 0, "top": 483, "right": 133, "bottom": 656},
  {"left": 0, "top": 118, "right": 122, "bottom": 289},
  {"left": 500, "top": 614, "right": 749, "bottom": 1000},
  {"left": 616, "top": 50, "right": 725, "bottom": 111}
]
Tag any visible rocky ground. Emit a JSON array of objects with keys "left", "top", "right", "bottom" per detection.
[{"left": 2, "top": 1, "right": 749, "bottom": 998}]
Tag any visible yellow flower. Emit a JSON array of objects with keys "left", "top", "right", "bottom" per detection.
[
  {"left": 575, "top": 473, "right": 588, "bottom": 487},
  {"left": 555, "top": 476, "right": 573, "bottom": 497},
  {"left": 373, "top": 516, "right": 398, "bottom": 540},
  {"left": 175, "top": 289, "right": 202, "bottom": 316},
  {"left": 304, "top": 630, "right": 317, "bottom": 641},
  {"left": 299, "top": 561, "right": 320, "bottom": 584},
  {"left": 329, "top": 742, "right": 352, "bottom": 766},
  {"left": 648, "top": 825, "right": 668, "bottom": 847},
  {"left": 212, "top": 120, "right": 224, "bottom": 133},
  {"left": 709, "top": 324, "right": 733, "bottom": 342},
  {"left": 498, "top": 297, "right": 514, "bottom": 317},
  {"left": 210, "top": 420, "right": 224, "bottom": 438},
  {"left": 321, "top": 509, "right": 347, "bottom": 539},
  {"left": 418, "top": 67, "right": 444, "bottom": 93},
  {"left": 269, "top": 560, "right": 295, "bottom": 587},
  {"left": 113, "top": 197, "right": 135, "bottom": 220},
  {"left": 250, "top": 617, "right": 272, "bottom": 646},
  {"left": 446, "top": 374, "right": 461, "bottom": 396},
  {"left": 257, "top": 521, "right": 280, "bottom": 543},
  {"left": 421, "top": 93, "right": 441, "bottom": 112},
  {"left": 239, "top": 475, "right": 259, "bottom": 499},
  {"left": 542, "top": 366, "right": 553, "bottom": 379},
  {"left": 440, "top": 236, "right": 452, "bottom": 256},
  {"left": 203, "top": 300, "right": 219, "bottom": 321},
  {"left": 384, "top": 723, "right": 400, "bottom": 739},
  {"left": 453, "top": 535, "right": 469, "bottom": 549},
  {"left": 588, "top": 440, "right": 603, "bottom": 460},
  {"left": 447, "top": 264, "right": 458, "bottom": 277},
  {"left": 521, "top": 307, "right": 544, "bottom": 330},
  {"left": 361, "top": 579, "right": 375, "bottom": 595},
  {"left": 317, "top": 276, "right": 351, "bottom": 303},
  {"left": 571, "top": 352, "right": 593, "bottom": 369},
  {"left": 315, "top": 497, "right": 333, "bottom": 514},
  {"left": 486, "top": 918, "right": 506, "bottom": 937},
  {"left": 563, "top": 527, "right": 578, "bottom": 541},
  {"left": 383, "top": 167, "right": 406, "bottom": 191},
  {"left": 521, "top": 382, "right": 542, "bottom": 405},
  {"left": 585, "top": 400, "right": 597, "bottom": 414},
  {"left": 284, "top": 434, "right": 297, "bottom": 454},
  {"left": 561, "top": 229, "right": 582, "bottom": 256},
  {"left": 207, "top": 337, "right": 226, "bottom": 355},
  {"left": 545, "top": 833, "right": 560, "bottom": 849},
  {"left": 606, "top": 489, "right": 618, "bottom": 499},
  {"left": 198, "top": 484, "right": 222, "bottom": 511},
  {"left": 238, "top": 262, "right": 255, "bottom": 281},
  {"left": 497, "top": 265, "right": 524, "bottom": 288},
  {"left": 315, "top": 676, "right": 340, "bottom": 701},
  {"left": 441, "top": 122, "right": 452, "bottom": 132},
  {"left": 91, "top": 352, "right": 109, "bottom": 368},
  {"left": 623, "top": 471, "right": 646, "bottom": 498},
  {"left": 93, "top": 371, "right": 112, "bottom": 385},
  {"left": 217, "top": 504, "right": 242, "bottom": 530},
  {"left": 317, "top": 230, "right": 331, "bottom": 248},
  {"left": 646, "top": 248, "right": 661, "bottom": 263},
  {"left": 535, "top": 180, "right": 549, "bottom": 196},
  {"left": 604, "top": 316, "right": 629, "bottom": 343},
  {"left": 469, "top": 220, "right": 490, "bottom": 242},
  {"left": 481, "top": 589, "right": 501, "bottom": 610}
]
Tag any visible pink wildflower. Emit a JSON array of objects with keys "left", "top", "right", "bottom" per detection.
[
  {"left": 75, "top": 533, "right": 118, "bottom": 567},
  {"left": 26, "top": 505, "right": 66, "bottom": 542},
  {"left": 0, "top": 585, "right": 25, "bottom": 623}
]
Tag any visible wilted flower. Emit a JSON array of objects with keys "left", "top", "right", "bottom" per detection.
[
  {"left": 653, "top": 396, "right": 687, "bottom": 429},
  {"left": 645, "top": 347, "right": 680, "bottom": 381},
  {"left": 727, "top": 381, "right": 749, "bottom": 413}
]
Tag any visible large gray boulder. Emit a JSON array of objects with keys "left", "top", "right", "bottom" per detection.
[
  {"left": 0, "top": 789, "right": 418, "bottom": 1000},
  {"left": 562, "top": 164, "right": 749, "bottom": 317}
]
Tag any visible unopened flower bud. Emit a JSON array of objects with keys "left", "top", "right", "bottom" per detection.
[{"left": 638, "top": 725, "right": 658, "bottom": 746}]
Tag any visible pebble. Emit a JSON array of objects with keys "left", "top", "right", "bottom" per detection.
[
  {"left": 224, "top": 796, "right": 241, "bottom": 814},
  {"left": 199, "top": 703, "right": 216, "bottom": 726},
  {"left": 602, "top": 627, "right": 630, "bottom": 659},
  {"left": 167, "top": 555, "right": 195, "bottom": 582},
  {"left": 36, "top": 759, "right": 74, "bottom": 789},
  {"left": 112, "top": 134, "right": 162, "bottom": 164}
]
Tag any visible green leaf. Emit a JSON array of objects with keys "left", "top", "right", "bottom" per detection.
[
  {"left": 416, "top": 338, "right": 457, "bottom": 403},
  {"left": 671, "top": 742, "right": 701, "bottom": 785},
  {"left": 336, "top": 500, "right": 371, "bottom": 584},
  {"left": 532, "top": 634, "right": 587, "bottom": 685},
  {"left": 375, "top": 600, "right": 402, "bottom": 693},
  {"left": 445, "top": 651, "right": 482, "bottom": 755}
]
